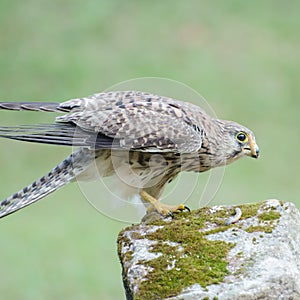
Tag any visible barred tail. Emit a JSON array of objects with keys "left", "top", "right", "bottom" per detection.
[
  {"left": 0, "top": 101, "right": 68, "bottom": 112},
  {"left": 0, "top": 148, "right": 95, "bottom": 218}
]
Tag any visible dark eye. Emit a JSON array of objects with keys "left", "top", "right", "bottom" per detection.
[{"left": 236, "top": 132, "right": 248, "bottom": 143}]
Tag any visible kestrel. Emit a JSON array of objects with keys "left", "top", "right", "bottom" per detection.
[{"left": 0, "top": 91, "right": 259, "bottom": 219}]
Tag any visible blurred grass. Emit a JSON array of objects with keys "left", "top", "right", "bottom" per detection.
[{"left": 0, "top": 1, "right": 299, "bottom": 299}]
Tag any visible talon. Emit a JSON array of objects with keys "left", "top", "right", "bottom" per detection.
[
  {"left": 184, "top": 205, "right": 190, "bottom": 212},
  {"left": 167, "top": 211, "right": 174, "bottom": 218}
]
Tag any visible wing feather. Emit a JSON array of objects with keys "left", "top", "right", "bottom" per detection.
[
  {"left": 57, "top": 91, "right": 204, "bottom": 153},
  {"left": 1, "top": 91, "right": 207, "bottom": 153}
]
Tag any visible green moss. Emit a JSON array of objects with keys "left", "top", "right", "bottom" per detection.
[
  {"left": 258, "top": 211, "right": 281, "bottom": 221},
  {"left": 134, "top": 208, "right": 235, "bottom": 300},
  {"left": 124, "top": 250, "right": 134, "bottom": 262},
  {"left": 204, "top": 226, "right": 231, "bottom": 235},
  {"left": 263, "top": 226, "right": 273, "bottom": 233},
  {"left": 131, "top": 231, "right": 144, "bottom": 240},
  {"left": 118, "top": 201, "right": 283, "bottom": 299},
  {"left": 245, "top": 225, "right": 273, "bottom": 233},
  {"left": 239, "top": 203, "right": 261, "bottom": 220},
  {"left": 244, "top": 210, "right": 281, "bottom": 234}
]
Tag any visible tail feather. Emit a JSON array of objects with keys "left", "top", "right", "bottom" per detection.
[
  {"left": 0, "top": 101, "right": 68, "bottom": 112},
  {"left": 0, "top": 123, "right": 89, "bottom": 147},
  {"left": 0, "top": 148, "right": 95, "bottom": 218},
  {"left": 0, "top": 123, "right": 115, "bottom": 148}
]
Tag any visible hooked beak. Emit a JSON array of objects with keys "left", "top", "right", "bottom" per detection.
[{"left": 245, "top": 135, "right": 260, "bottom": 159}]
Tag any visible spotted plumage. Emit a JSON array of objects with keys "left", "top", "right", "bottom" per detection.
[{"left": 0, "top": 91, "right": 259, "bottom": 218}]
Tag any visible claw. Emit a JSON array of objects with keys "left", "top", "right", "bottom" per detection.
[
  {"left": 176, "top": 204, "right": 190, "bottom": 212},
  {"left": 167, "top": 211, "right": 174, "bottom": 218},
  {"left": 184, "top": 205, "right": 190, "bottom": 212}
]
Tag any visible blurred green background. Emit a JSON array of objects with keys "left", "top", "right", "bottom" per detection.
[{"left": 0, "top": 1, "right": 299, "bottom": 299}]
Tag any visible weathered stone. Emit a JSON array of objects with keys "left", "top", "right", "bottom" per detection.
[{"left": 117, "top": 200, "right": 300, "bottom": 300}]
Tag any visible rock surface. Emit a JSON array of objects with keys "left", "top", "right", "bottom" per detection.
[{"left": 117, "top": 200, "right": 300, "bottom": 300}]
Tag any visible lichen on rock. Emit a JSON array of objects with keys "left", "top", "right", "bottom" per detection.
[{"left": 118, "top": 200, "right": 300, "bottom": 300}]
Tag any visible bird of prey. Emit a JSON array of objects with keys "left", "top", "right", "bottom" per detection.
[{"left": 0, "top": 91, "right": 259, "bottom": 219}]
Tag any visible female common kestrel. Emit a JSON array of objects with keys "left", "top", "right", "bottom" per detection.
[{"left": 0, "top": 91, "right": 259, "bottom": 219}]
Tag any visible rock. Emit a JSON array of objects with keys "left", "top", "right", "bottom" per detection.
[{"left": 117, "top": 200, "right": 300, "bottom": 300}]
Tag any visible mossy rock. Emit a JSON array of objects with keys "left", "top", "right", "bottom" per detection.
[{"left": 118, "top": 200, "right": 300, "bottom": 300}]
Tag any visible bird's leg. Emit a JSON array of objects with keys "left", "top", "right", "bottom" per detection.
[{"left": 140, "top": 189, "right": 190, "bottom": 217}]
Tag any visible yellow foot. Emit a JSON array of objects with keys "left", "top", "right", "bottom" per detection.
[{"left": 140, "top": 190, "right": 190, "bottom": 217}]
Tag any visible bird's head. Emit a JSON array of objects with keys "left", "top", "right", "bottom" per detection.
[{"left": 216, "top": 120, "right": 260, "bottom": 165}]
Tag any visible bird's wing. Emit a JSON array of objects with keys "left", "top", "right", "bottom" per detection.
[
  {"left": 57, "top": 91, "right": 204, "bottom": 153},
  {"left": 0, "top": 91, "right": 205, "bottom": 153}
]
